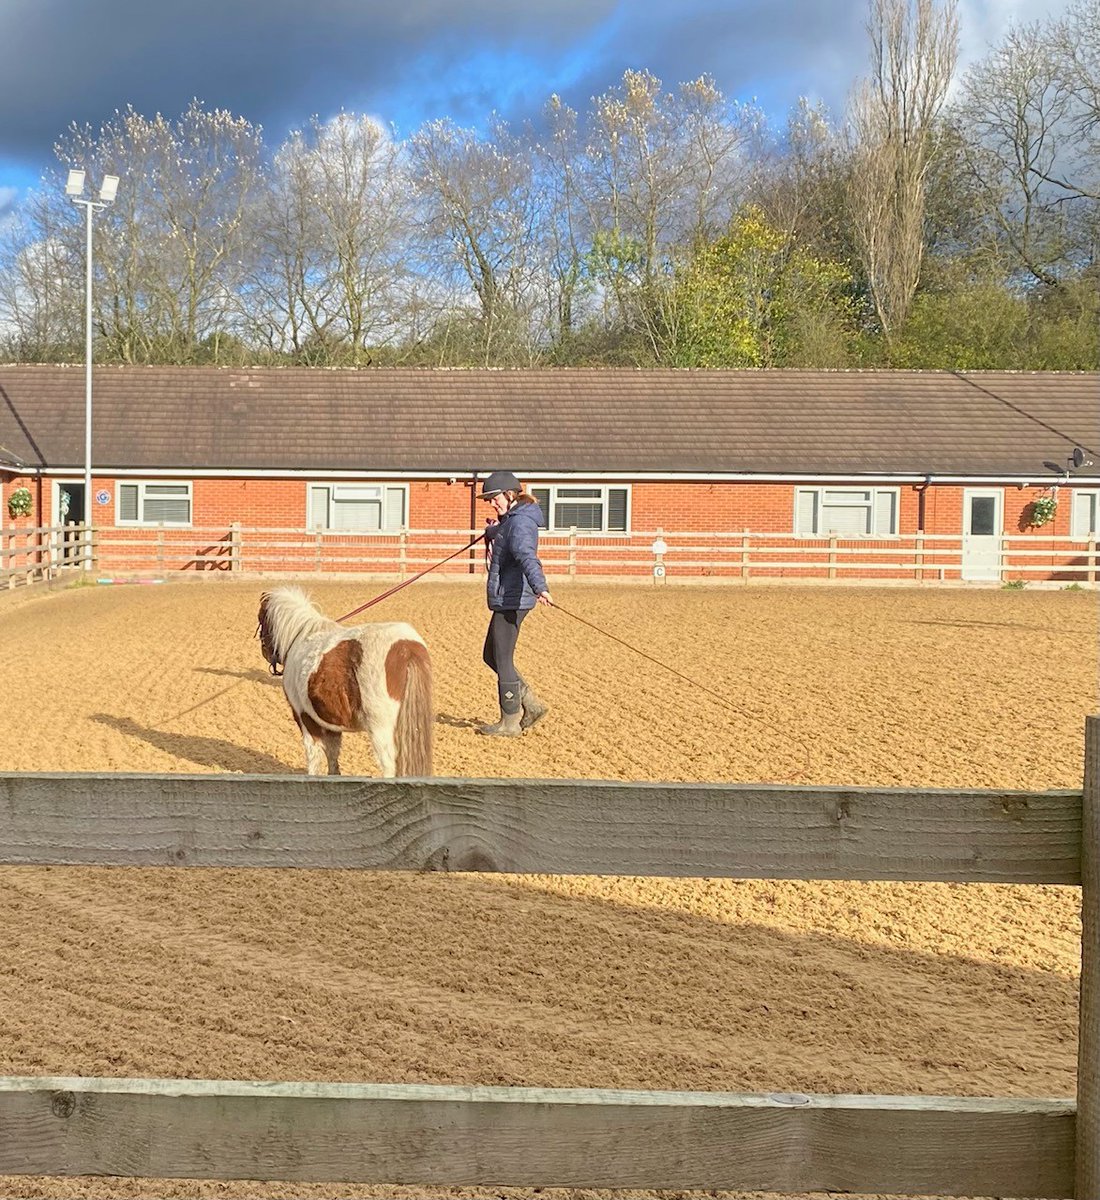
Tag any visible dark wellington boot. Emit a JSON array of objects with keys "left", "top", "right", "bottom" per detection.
[
  {"left": 519, "top": 680, "right": 549, "bottom": 730},
  {"left": 477, "top": 680, "right": 524, "bottom": 737}
]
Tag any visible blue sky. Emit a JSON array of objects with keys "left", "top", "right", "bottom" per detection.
[{"left": 0, "top": 0, "right": 1068, "bottom": 223}]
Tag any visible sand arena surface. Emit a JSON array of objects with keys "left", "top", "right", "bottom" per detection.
[{"left": 0, "top": 577, "right": 1096, "bottom": 1200}]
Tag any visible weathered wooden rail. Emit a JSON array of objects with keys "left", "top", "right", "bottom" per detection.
[
  {"left": 3, "top": 522, "right": 1097, "bottom": 585},
  {"left": 0, "top": 716, "right": 1097, "bottom": 1196}
]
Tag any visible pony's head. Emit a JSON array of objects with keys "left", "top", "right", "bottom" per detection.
[
  {"left": 256, "top": 586, "right": 321, "bottom": 676},
  {"left": 256, "top": 591, "right": 281, "bottom": 675}
]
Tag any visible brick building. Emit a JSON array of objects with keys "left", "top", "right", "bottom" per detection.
[{"left": 1, "top": 365, "right": 1097, "bottom": 583}]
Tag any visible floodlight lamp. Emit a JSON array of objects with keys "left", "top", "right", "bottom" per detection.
[
  {"left": 65, "top": 169, "right": 85, "bottom": 196},
  {"left": 98, "top": 175, "right": 119, "bottom": 203}
]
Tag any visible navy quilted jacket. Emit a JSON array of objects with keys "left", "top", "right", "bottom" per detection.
[{"left": 485, "top": 501, "right": 548, "bottom": 611}]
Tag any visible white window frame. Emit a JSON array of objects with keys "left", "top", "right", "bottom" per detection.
[
  {"left": 307, "top": 482, "right": 409, "bottom": 534},
  {"left": 794, "top": 486, "right": 899, "bottom": 537},
  {"left": 1071, "top": 489, "right": 1100, "bottom": 538},
  {"left": 526, "top": 482, "right": 631, "bottom": 535},
  {"left": 116, "top": 480, "right": 193, "bottom": 527}
]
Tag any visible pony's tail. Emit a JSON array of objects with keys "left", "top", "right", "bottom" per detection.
[{"left": 394, "top": 641, "right": 433, "bottom": 777}]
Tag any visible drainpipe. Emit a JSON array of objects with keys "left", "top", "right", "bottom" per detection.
[{"left": 916, "top": 474, "right": 932, "bottom": 532}]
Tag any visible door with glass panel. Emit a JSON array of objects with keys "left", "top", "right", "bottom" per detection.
[
  {"left": 50, "top": 480, "right": 86, "bottom": 565},
  {"left": 962, "top": 489, "right": 1003, "bottom": 581}
]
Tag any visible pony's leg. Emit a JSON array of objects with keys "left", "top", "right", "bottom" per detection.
[
  {"left": 368, "top": 719, "right": 397, "bottom": 778},
  {"left": 321, "top": 731, "right": 343, "bottom": 775},
  {"left": 299, "top": 715, "right": 329, "bottom": 776}
]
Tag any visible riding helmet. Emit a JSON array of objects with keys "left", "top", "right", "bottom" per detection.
[{"left": 478, "top": 470, "right": 522, "bottom": 499}]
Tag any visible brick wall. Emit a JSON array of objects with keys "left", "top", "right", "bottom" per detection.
[{"left": 2, "top": 473, "right": 1095, "bottom": 584}]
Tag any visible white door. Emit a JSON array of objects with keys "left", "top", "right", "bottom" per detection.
[{"left": 962, "top": 489, "right": 1003, "bottom": 581}]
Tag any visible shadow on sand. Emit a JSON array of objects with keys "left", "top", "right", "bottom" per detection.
[{"left": 92, "top": 713, "right": 294, "bottom": 774}]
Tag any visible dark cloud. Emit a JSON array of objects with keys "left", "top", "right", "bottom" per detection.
[
  {"left": 0, "top": 0, "right": 608, "bottom": 160},
  {"left": 0, "top": 0, "right": 1046, "bottom": 179},
  {"left": 574, "top": 1, "right": 863, "bottom": 112}
]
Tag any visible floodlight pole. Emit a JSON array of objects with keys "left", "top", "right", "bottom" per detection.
[
  {"left": 67, "top": 170, "right": 118, "bottom": 568},
  {"left": 82, "top": 197, "right": 93, "bottom": 532}
]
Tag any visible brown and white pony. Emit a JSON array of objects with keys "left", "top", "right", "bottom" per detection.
[{"left": 257, "top": 586, "right": 432, "bottom": 777}]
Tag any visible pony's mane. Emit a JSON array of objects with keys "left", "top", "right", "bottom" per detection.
[{"left": 260, "top": 585, "right": 335, "bottom": 660}]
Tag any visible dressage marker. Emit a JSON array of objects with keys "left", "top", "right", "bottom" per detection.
[{"left": 257, "top": 585, "right": 432, "bottom": 777}]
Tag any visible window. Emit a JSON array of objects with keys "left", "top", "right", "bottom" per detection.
[
  {"left": 117, "top": 482, "right": 192, "bottom": 526},
  {"left": 308, "top": 483, "right": 407, "bottom": 532},
  {"left": 1072, "top": 490, "right": 1100, "bottom": 537},
  {"left": 795, "top": 487, "right": 898, "bottom": 536},
  {"left": 527, "top": 484, "right": 630, "bottom": 533}
]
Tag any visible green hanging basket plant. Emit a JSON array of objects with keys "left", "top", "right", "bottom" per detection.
[
  {"left": 1029, "top": 493, "right": 1058, "bottom": 528},
  {"left": 6, "top": 486, "right": 32, "bottom": 519}
]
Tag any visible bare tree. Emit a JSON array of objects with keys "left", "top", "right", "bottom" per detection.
[
  {"left": 1051, "top": 0, "right": 1100, "bottom": 193},
  {"left": 407, "top": 117, "right": 541, "bottom": 364},
  {"left": 847, "top": 0, "right": 959, "bottom": 339},
  {"left": 243, "top": 114, "right": 414, "bottom": 363},
  {"left": 579, "top": 69, "right": 761, "bottom": 359},
  {"left": 49, "top": 101, "right": 265, "bottom": 362},
  {"left": 954, "top": 2, "right": 1099, "bottom": 287},
  {"left": 0, "top": 193, "right": 84, "bottom": 359},
  {"left": 751, "top": 99, "right": 854, "bottom": 258},
  {"left": 530, "top": 95, "right": 589, "bottom": 350}
]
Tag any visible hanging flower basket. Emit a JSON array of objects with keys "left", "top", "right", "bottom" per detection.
[
  {"left": 6, "top": 487, "right": 32, "bottom": 519},
  {"left": 1029, "top": 494, "right": 1058, "bottom": 528}
]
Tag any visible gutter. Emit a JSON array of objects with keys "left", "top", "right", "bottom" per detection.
[{"left": 24, "top": 466, "right": 1096, "bottom": 486}]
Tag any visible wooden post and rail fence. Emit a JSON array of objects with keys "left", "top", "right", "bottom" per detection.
[
  {"left": 2, "top": 522, "right": 1098, "bottom": 587},
  {"left": 0, "top": 716, "right": 1098, "bottom": 1195}
]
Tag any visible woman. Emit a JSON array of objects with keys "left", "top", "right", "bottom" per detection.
[{"left": 477, "top": 470, "right": 553, "bottom": 737}]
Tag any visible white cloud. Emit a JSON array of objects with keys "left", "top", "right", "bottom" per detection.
[{"left": 957, "top": 0, "right": 1073, "bottom": 72}]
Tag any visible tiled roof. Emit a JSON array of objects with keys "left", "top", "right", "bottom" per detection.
[{"left": 0, "top": 365, "right": 1096, "bottom": 477}]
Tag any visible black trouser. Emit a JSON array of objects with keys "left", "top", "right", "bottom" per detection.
[{"left": 482, "top": 609, "right": 528, "bottom": 684}]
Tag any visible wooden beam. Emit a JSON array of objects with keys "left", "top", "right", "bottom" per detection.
[
  {"left": 0, "top": 1077, "right": 1074, "bottom": 1197},
  {"left": 0, "top": 773, "right": 1082, "bottom": 883},
  {"left": 1079, "top": 714, "right": 1100, "bottom": 1197}
]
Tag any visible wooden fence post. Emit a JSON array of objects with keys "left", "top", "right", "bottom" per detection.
[
  {"left": 568, "top": 527, "right": 577, "bottom": 579},
  {"left": 1080, "top": 715, "right": 1100, "bottom": 1197},
  {"left": 399, "top": 528, "right": 408, "bottom": 580},
  {"left": 915, "top": 533, "right": 924, "bottom": 583},
  {"left": 229, "top": 523, "right": 242, "bottom": 573},
  {"left": 156, "top": 526, "right": 165, "bottom": 575},
  {"left": 741, "top": 529, "right": 750, "bottom": 581},
  {"left": 828, "top": 535, "right": 838, "bottom": 580},
  {"left": 1089, "top": 536, "right": 1096, "bottom": 586},
  {"left": 314, "top": 529, "right": 323, "bottom": 574}
]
